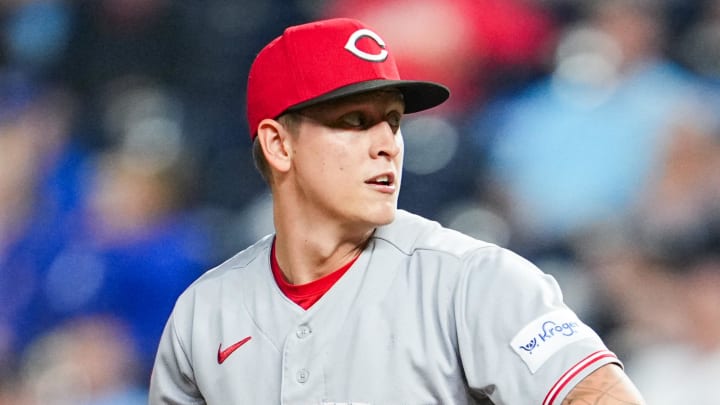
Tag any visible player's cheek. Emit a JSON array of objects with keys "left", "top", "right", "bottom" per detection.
[{"left": 395, "top": 132, "right": 405, "bottom": 166}]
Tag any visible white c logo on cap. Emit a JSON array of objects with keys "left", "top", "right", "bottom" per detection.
[{"left": 344, "top": 28, "right": 388, "bottom": 62}]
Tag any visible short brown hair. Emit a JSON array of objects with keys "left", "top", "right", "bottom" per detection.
[{"left": 252, "top": 113, "right": 301, "bottom": 186}]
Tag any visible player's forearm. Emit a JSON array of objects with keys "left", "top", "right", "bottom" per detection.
[{"left": 562, "top": 364, "right": 645, "bottom": 405}]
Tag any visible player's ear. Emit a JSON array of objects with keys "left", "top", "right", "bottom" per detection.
[{"left": 256, "top": 118, "right": 292, "bottom": 174}]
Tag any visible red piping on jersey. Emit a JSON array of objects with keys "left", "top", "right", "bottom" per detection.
[
  {"left": 271, "top": 239, "right": 360, "bottom": 310},
  {"left": 543, "top": 350, "right": 619, "bottom": 405}
]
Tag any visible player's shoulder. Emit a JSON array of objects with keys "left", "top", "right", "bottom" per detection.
[
  {"left": 198, "top": 233, "right": 273, "bottom": 280},
  {"left": 175, "top": 234, "right": 273, "bottom": 301},
  {"left": 373, "top": 209, "right": 498, "bottom": 259}
]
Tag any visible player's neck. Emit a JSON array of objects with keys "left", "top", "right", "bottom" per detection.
[{"left": 272, "top": 206, "right": 371, "bottom": 285}]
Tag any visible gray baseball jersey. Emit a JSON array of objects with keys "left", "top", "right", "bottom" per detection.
[{"left": 150, "top": 210, "right": 619, "bottom": 404}]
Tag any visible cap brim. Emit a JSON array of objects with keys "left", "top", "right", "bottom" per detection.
[{"left": 286, "top": 79, "right": 450, "bottom": 114}]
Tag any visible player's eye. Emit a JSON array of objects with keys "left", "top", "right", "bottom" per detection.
[
  {"left": 386, "top": 111, "right": 402, "bottom": 133},
  {"left": 338, "top": 111, "right": 367, "bottom": 129}
]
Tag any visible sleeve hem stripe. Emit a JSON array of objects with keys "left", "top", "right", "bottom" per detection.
[{"left": 542, "top": 349, "right": 619, "bottom": 405}]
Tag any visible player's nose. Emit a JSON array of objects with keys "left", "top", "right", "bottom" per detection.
[{"left": 369, "top": 121, "right": 401, "bottom": 159}]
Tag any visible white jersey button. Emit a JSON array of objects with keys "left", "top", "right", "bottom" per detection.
[
  {"left": 296, "top": 325, "right": 312, "bottom": 339},
  {"left": 296, "top": 368, "right": 310, "bottom": 383}
]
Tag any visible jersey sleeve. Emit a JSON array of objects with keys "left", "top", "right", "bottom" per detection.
[
  {"left": 149, "top": 312, "right": 206, "bottom": 405},
  {"left": 455, "top": 246, "right": 620, "bottom": 404}
]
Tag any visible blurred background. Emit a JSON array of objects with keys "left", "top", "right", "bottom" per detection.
[{"left": 1, "top": 0, "right": 719, "bottom": 403}]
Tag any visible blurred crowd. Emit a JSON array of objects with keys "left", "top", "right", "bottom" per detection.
[{"left": 1, "top": 0, "right": 719, "bottom": 403}]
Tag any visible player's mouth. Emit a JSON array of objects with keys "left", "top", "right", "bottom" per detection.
[{"left": 365, "top": 173, "right": 396, "bottom": 193}]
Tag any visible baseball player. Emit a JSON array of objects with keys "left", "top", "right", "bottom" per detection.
[{"left": 149, "top": 18, "right": 645, "bottom": 404}]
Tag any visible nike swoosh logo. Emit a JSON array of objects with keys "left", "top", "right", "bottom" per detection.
[{"left": 217, "top": 336, "right": 252, "bottom": 364}]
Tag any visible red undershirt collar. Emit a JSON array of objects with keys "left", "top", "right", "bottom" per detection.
[{"left": 271, "top": 239, "right": 360, "bottom": 310}]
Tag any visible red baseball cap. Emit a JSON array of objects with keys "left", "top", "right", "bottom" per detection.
[{"left": 246, "top": 18, "right": 450, "bottom": 139}]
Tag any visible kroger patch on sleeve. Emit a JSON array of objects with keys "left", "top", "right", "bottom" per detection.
[{"left": 510, "top": 309, "right": 590, "bottom": 374}]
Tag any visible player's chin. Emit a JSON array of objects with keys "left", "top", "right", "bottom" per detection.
[{"left": 365, "top": 203, "right": 397, "bottom": 226}]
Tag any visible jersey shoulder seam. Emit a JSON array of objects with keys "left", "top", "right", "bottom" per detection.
[
  {"left": 169, "top": 312, "right": 200, "bottom": 389},
  {"left": 374, "top": 231, "right": 500, "bottom": 260}
]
